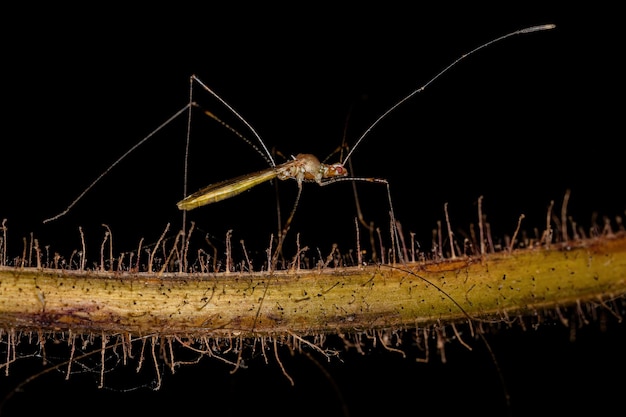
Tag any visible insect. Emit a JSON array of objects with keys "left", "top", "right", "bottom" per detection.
[{"left": 44, "top": 24, "right": 555, "bottom": 265}]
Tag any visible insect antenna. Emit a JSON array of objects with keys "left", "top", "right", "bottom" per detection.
[{"left": 341, "top": 24, "right": 556, "bottom": 165}]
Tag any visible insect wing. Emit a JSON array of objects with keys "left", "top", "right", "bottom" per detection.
[{"left": 177, "top": 168, "right": 278, "bottom": 210}]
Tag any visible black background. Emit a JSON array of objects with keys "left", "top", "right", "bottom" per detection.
[{"left": 1, "top": 4, "right": 625, "bottom": 416}]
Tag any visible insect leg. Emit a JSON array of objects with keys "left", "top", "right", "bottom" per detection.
[
  {"left": 320, "top": 176, "right": 404, "bottom": 265},
  {"left": 271, "top": 181, "right": 304, "bottom": 270}
]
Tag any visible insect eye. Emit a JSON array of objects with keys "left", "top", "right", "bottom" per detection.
[{"left": 332, "top": 165, "right": 347, "bottom": 176}]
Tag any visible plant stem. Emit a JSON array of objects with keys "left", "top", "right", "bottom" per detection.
[{"left": 1, "top": 234, "right": 624, "bottom": 338}]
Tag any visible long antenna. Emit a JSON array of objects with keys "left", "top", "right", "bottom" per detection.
[{"left": 342, "top": 24, "right": 555, "bottom": 164}]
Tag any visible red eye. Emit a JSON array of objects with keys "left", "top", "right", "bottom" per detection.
[{"left": 334, "top": 166, "right": 346, "bottom": 175}]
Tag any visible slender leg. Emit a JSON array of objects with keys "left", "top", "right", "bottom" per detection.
[
  {"left": 320, "top": 177, "right": 404, "bottom": 265},
  {"left": 271, "top": 182, "right": 303, "bottom": 270},
  {"left": 346, "top": 159, "right": 378, "bottom": 262}
]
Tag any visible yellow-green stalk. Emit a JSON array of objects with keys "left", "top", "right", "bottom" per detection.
[{"left": 1, "top": 233, "right": 624, "bottom": 338}]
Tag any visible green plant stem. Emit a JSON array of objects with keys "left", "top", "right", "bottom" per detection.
[{"left": 1, "top": 234, "right": 625, "bottom": 338}]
